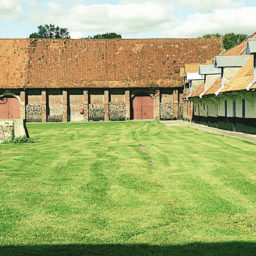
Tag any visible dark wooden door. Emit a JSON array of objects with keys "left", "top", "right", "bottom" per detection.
[
  {"left": 0, "top": 96, "right": 20, "bottom": 119},
  {"left": 133, "top": 95, "right": 154, "bottom": 120}
]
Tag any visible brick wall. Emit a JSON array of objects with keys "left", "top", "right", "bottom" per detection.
[{"left": 2, "top": 88, "right": 186, "bottom": 122}]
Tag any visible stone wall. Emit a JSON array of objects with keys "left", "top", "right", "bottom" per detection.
[
  {"left": 179, "top": 103, "right": 184, "bottom": 119},
  {"left": 89, "top": 104, "right": 104, "bottom": 121},
  {"left": 160, "top": 103, "right": 174, "bottom": 120},
  {"left": 0, "top": 120, "right": 14, "bottom": 143},
  {"left": 47, "top": 93, "right": 63, "bottom": 122},
  {"left": 109, "top": 103, "right": 126, "bottom": 121},
  {"left": 47, "top": 105, "right": 63, "bottom": 122},
  {"left": 0, "top": 119, "right": 28, "bottom": 143},
  {"left": 26, "top": 105, "right": 42, "bottom": 122}
]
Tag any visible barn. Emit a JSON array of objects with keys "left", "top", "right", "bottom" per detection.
[{"left": 0, "top": 38, "right": 222, "bottom": 122}]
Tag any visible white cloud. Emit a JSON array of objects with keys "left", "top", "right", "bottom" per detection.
[
  {"left": 32, "top": 1, "right": 176, "bottom": 37},
  {"left": 170, "top": 6, "right": 256, "bottom": 37},
  {"left": 174, "top": 0, "right": 243, "bottom": 13},
  {"left": 0, "top": 0, "right": 23, "bottom": 21}
]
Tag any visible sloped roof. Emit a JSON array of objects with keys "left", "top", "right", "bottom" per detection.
[
  {"left": 185, "top": 63, "right": 201, "bottom": 73},
  {"left": 215, "top": 55, "right": 250, "bottom": 67},
  {"left": 204, "top": 77, "right": 221, "bottom": 96},
  {"left": 189, "top": 81, "right": 205, "bottom": 98},
  {"left": 222, "top": 33, "right": 256, "bottom": 56},
  {"left": 250, "top": 82, "right": 256, "bottom": 89},
  {"left": 199, "top": 64, "right": 221, "bottom": 75},
  {"left": 220, "top": 55, "right": 254, "bottom": 93},
  {"left": 182, "top": 88, "right": 191, "bottom": 99},
  {"left": 222, "top": 40, "right": 248, "bottom": 56},
  {"left": 180, "top": 67, "right": 186, "bottom": 77},
  {"left": 0, "top": 38, "right": 223, "bottom": 89}
]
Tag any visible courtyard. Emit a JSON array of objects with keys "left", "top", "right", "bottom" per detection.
[{"left": 0, "top": 121, "right": 256, "bottom": 255}]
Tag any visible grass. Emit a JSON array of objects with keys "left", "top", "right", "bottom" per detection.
[{"left": 0, "top": 121, "right": 256, "bottom": 256}]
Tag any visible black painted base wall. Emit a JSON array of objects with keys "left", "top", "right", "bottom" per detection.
[{"left": 193, "top": 116, "right": 256, "bottom": 134}]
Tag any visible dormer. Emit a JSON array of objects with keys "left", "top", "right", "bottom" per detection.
[
  {"left": 199, "top": 64, "right": 221, "bottom": 96},
  {"left": 246, "top": 39, "right": 256, "bottom": 80},
  {"left": 215, "top": 56, "right": 250, "bottom": 90}
]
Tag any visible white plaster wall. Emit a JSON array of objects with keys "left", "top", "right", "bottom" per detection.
[
  {"left": 223, "top": 67, "right": 241, "bottom": 87},
  {"left": 191, "top": 80, "right": 203, "bottom": 93},
  {"left": 205, "top": 74, "right": 220, "bottom": 91},
  {"left": 206, "top": 98, "right": 218, "bottom": 117}
]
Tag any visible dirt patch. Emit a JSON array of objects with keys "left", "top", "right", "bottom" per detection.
[{"left": 139, "top": 144, "right": 154, "bottom": 167}]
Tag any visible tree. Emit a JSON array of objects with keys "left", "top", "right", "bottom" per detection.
[
  {"left": 29, "top": 24, "right": 70, "bottom": 39},
  {"left": 202, "top": 33, "right": 222, "bottom": 39},
  {"left": 200, "top": 33, "right": 248, "bottom": 50},
  {"left": 223, "top": 33, "right": 247, "bottom": 51},
  {"left": 87, "top": 33, "right": 122, "bottom": 39}
]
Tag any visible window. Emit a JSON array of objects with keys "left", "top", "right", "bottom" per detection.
[
  {"left": 225, "top": 100, "right": 228, "bottom": 118},
  {"left": 242, "top": 99, "right": 246, "bottom": 119},
  {"left": 233, "top": 100, "right": 236, "bottom": 118},
  {"left": 207, "top": 105, "right": 208, "bottom": 117},
  {"left": 198, "top": 104, "right": 200, "bottom": 116}
]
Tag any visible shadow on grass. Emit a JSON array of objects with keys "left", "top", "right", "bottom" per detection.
[{"left": 1, "top": 242, "right": 256, "bottom": 256}]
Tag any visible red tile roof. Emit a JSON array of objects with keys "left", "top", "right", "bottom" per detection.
[{"left": 0, "top": 38, "right": 223, "bottom": 89}]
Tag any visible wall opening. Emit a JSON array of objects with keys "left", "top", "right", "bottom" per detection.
[
  {"left": 132, "top": 94, "right": 154, "bottom": 120},
  {"left": 0, "top": 96, "right": 20, "bottom": 119}
]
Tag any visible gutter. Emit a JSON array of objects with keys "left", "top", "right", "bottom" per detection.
[
  {"left": 246, "top": 79, "right": 256, "bottom": 91},
  {"left": 215, "top": 87, "right": 223, "bottom": 96},
  {"left": 199, "top": 89, "right": 207, "bottom": 98}
]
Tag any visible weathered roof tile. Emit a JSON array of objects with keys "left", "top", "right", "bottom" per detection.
[{"left": 0, "top": 38, "right": 223, "bottom": 89}]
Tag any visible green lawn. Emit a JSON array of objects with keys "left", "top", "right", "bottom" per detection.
[{"left": 0, "top": 121, "right": 256, "bottom": 256}]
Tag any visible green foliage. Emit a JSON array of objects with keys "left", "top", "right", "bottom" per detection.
[
  {"left": 223, "top": 33, "right": 247, "bottom": 51},
  {"left": 3, "top": 136, "right": 34, "bottom": 144},
  {"left": 29, "top": 24, "right": 70, "bottom": 39},
  {"left": 201, "top": 33, "right": 248, "bottom": 50},
  {"left": 202, "top": 33, "right": 222, "bottom": 38},
  {"left": 87, "top": 32, "right": 122, "bottom": 39}
]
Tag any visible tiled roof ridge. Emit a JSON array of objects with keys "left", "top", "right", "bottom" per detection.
[{"left": 0, "top": 37, "right": 223, "bottom": 41}]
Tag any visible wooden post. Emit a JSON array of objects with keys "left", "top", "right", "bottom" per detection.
[
  {"left": 173, "top": 89, "right": 179, "bottom": 119},
  {"left": 83, "top": 90, "right": 89, "bottom": 122},
  {"left": 154, "top": 89, "right": 160, "bottom": 120},
  {"left": 42, "top": 90, "right": 47, "bottom": 123},
  {"left": 104, "top": 90, "right": 109, "bottom": 121},
  {"left": 20, "top": 91, "right": 26, "bottom": 120},
  {"left": 125, "top": 89, "right": 130, "bottom": 121},
  {"left": 63, "top": 90, "right": 68, "bottom": 122}
]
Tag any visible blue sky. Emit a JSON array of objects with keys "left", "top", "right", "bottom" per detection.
[{"left": 0, "top": 0, "right": 256, "bottom": 38}]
